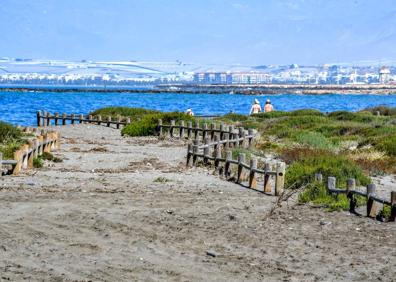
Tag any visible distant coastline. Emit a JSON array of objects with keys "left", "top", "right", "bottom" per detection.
[{"left": 1, "top": 84, "right": 396, "bottom": 95}]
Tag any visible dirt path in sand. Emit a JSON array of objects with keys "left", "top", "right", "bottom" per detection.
[{"left": 0, "top": 124, "right": 395, "bottom": 281}]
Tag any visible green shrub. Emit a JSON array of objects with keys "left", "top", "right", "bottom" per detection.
[
  {"left": 328, "top": 111, "right": 378, "bottom": 123},
  {"left": 121, "top": 112, "right": 195, "bottom": 137},
  {"left": 298, "top": 182, "right": 366, "bottom": 211},
  {"left": 363, "top": 106, "right": 396, "bottom": 117},
  {"left": 90, "top": 107, "right": 159, "bottom": 119},
  {"left": 294, "top": 131, "right": 337, "bottom": 150},
  {"left": 0, "top": 121, "right": 22, "bottom": 143},
  {"left": 41, "top": 152, "right": 62, "bottom": 162},
  {"left": 285, "top": 152, "right": 370, "bottom": 188},
  {"left": 33, "top": 157, "right": 43, "bottom": 168},
  {"left": 221, "top": 113, "right": 249, "bottom": 122},
  {"left": 373, "top": 134, "right": 396, "bottom": 156}
]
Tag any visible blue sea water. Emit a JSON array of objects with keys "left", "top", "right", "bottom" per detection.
[{"left": 0, "top": 91, "right": 396, "bottom": 125}]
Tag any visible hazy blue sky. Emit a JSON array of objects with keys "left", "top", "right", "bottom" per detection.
[{"left": 0, "top": 0, "right": 395, "bottom": 65}]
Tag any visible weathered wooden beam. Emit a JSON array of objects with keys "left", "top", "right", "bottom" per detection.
[
  {"left": 170, "top": 120, "right": 175, "bottom": 137},
  {"left": 187, "top": 121, "right": 192, "bottom": 139},
  {"left": 192, "top": 140, "right": 199, "bottom": 166},
  {"left": 275, "top": 162, "right": 286, "bottom": 196},
  {"left": 366, "top": 184, "right": 377, "bottom": 218},
  {"left": 249, "top": 158, "right": 257, "bottom": 189},
  {"left": 158, "top": 119, "right": 163, "bottom": 136},
  {"left": 54, "top": 112, "right": 59, "bottom": 126},
  {"left": 180, "top": 121, "right": 185, "bottom": 138},
  {"left": 225, "top": 150, "right": 232, "bottom": 178},
  {"left": 37, "top": 111, "right": 42, "bottom": 127},
  {"left": 264, "top": 163, "right": 271, "bottom": 193},
  {"left": 390, "top": 191, "right": 396, "bottom": 222},
  {"left": 237, "top": 153, "right": 246, "bottom": 184},
  {"left": 62, "top": 113, "right": 67, "bottom": 126},
  {"left": 203, "top": 138, "right": 210, "bottom": 165}
]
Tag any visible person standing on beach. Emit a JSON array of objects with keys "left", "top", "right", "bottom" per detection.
[
  {"left": 249, "top": 99, "right": 262, "bottom": 115},
  {"left": 185, "top": 108, "right": 194, "bottom": 116},
  {"left": 264, "top": 99, "right": 274, "bottom": 112}
]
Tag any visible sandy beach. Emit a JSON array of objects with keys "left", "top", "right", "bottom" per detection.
[{"left": 0, "top": 124, "right": 395, "bottom": 281}]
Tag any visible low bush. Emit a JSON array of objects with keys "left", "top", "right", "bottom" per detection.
[
  {"left": 121, "top": 112, "right": 195, "bottom": 137},
  {"left": 284, "top": 149, "right": 370, "bottom": 188},
  {"left": 41, "top": 152, "right": 63, "bottom": 162},
  {"left": 0, "top": 121, "right": 22, "bottom": 143},
  {"left": 298, "top": 182, "right": 366, "bottom": 211},
  {"left": 363, "top": 106, "right": 396, "bottom": 117},
  {"left": 33, "top": 157, "right": 43, "bottom": 168},
  {"left": 328, "top": 111, "right": 378, "bottom": 123},
  {"left": 90, "top": 107, "right": 159, "bottom": 119},
  {"left": 294, "top": 131, "right": 337, "bottom": 150}
]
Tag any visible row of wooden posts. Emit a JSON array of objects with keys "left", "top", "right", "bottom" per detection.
[
  {"left": 37, "top": 111, "right": 131, "bottom": 129},
  {"left": 158, "top": 119, "right": 255, "bottom": 144},
  {"left": 158, "top": 119, "right": 286, "bottom": 195},
  {"left": 317, "top": 173, "right": 396, "bottom": 222},
  {"left": 0, "top": 129, "right": 60, "bottom": 176}
]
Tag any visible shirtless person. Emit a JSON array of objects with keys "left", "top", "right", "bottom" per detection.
[
  {"left": 264, "top": 99, "right": 274, "bottom": 112},
  {"left": 249, "top": 99, "right": 262, "bottom": 115}
]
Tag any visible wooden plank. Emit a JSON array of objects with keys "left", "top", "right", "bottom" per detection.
[
  {"left": 264, "top": 163, "right": 271, "bottom": 193},
  {"left": 366, "top": 184, "right": 377, "bottom": 218},
  {"left": 237, "top": 153, "right": 245, "bottom": 184},
  {"left": 390, "top": 191, "right": 396, "bottom": 222},
  {"left": 225, "top": 150, "right": 232, "bottom": 178},
  {"left": 249, "top": 158, "right": 257, "bottom": 189},
  {"left": 37, "top": 111, "right": 42, "bottom": 127},
  {"left": 192, "top": 140, "right": 199, "bottom": 166},
  {"left": 158, "top": 119, "right": 163, "bottom": 136},
  {"left": 275, "top": 162, "right": 286, "bottom": 196}
]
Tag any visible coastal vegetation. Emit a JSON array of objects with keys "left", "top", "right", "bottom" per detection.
[
  {"left": 0, "top": 121, "right": 24, "bottom": 159},
  {"left": 90, "top": 106, "right": 396, "bottom": 211}
]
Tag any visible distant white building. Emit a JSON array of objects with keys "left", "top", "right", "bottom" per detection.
[{"left": 379, "top": 66, "right": 391, "bottom": 84}]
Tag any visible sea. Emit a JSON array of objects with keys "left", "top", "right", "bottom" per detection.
[{"left": 1, "top": 90, "right": 396, "bottom": 125}]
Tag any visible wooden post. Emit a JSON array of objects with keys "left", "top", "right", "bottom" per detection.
[
  {"left": 238, "top": 127, "right": 244, "bottom": 147},
  {"left": 44, "top": 134, "right": 50, "bottom": 153},
  {"left": 390, "top": 191, "right": 396, "bottom": 222},
  {"left": 366, "top": 184, "right": 377, "bottom": 218},
  {"left": 0, "top": 152, "right": 2, "bottom": 177},
  {"left": 228, "top": 126, "right": 234, "bottom": 148},
  {"left": 107, "top": 116, "right": 112, "bottom": 127},
  {"left": 213, "top": 135, "right": 219, "bottom": 151},
  {"left": 194, "top": 122, "right": 200, "bottom": 140},
  {"left": 37, "top": 111, "right": 42, "bottom": 127},
  {"left": 71, "top": 114, "right": 76, "bottom": 125},
  {"left": 186, "top": 143, "right": 192, "bottom": 167},
  {"left": 62, "top": 113, "right": 67, "bottom": 125},
  {"left": 214, "top": 147, "right": 221, "bottom": 171},
  {"left": 327, "top": 177, "right": 336, "bottom": 191},
  {"left": 314, "top": 173, "right": 323, "bottom": 182},
  {"left": 187, "top": 121, "right": 192, "bottom": 139},
  {"left": 346, "top": 178, "right": 355, "bottom": 193},
  {"left": 170, "top": 120, "right": 175, "bottom": 137},
  {"left": 88, "top": 115, "right": 93, "bottom": 124},
  {"left": 33, "top": 140, "right": 39, "bottom": 158},
  {"left": 158, "top": 119, "right": 163, "bottom": 136},
  {"left": 180, "top": 121, "right": 185, "bottom": 139},
  {"left": 46, "top": 112, "right": 51, "bottom": 126},
  {"left": 248, "top": 128, "right": 254, "bottom": 146},
  {"left": 12, "top": 149, "right": 22, "bottom": 175},
  {"left": 27, "top": 141, "right": 34, "bottom": 168},
  {"left": 233, "top": 132, "right": 239, "bottom": 147},
  {"left": 264, "top": 163, "right": 271, "bottom": 193},
  {"left": 79, "top": 114, "right": 84, "bottom": 124},
  {"left": 224, "top": 133, "right": 229, "bottom": 150},
  {"left": 54, "top": 112, "right": 59, "bottom": 126},
  {"left": 347, "top": 178, "right": 356, "bottom": 213},
  {"left": 203, "top": 138, "right": 210, "bottom": 165},
  {"left": 117, "top": 115, "right": 121, "bottom": 129},
  {"left": 192, "top": 140, "right": 199, "bottom": 166},
  {"left": 38, "top": 135, "right": 44, "bottom": 155},
  {"left": 375, "top": 111, "right": 380, "bottom": 116},
  {"left": 249, "top": 158, "right": 257, "bottom": 189},
  {"left": 97, "top": 115, "right": 102, "bottom": 125},
  {"left": 237, "top": 153, "right": 246, "bottom": 184},
  {"left": 203, "top": 123, "right": 208, "bottom": 140},
  {"left": 275, "top": 162, "right": 286, "bottom": 196},
  {"left": 126, "top": 117, "right": 131, "bottom": 124},
  {"left": 22, "top": 145, "right": 29, "bottom": 169},
  {"left": 220, "top": 123, "right": 225, "bottom": 140},
  {"left": 210, "top": 124, "right": 215, "bottom": 140},
  {"left": 225, "top": 150, "right": 232, "bottom": 178}
]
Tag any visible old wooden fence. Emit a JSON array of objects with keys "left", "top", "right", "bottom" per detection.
[
  {"left": 315, "top": 173, "right": 396, "bottom": 222},
  {"left": 0, "top": 128, "right": 60, "bottom": 176},
  {"left": 159, "top": 119, "right": 286, "bottom": 195},
  {"left": 37, "top": 111, "right": 131, "bottom": 129}
]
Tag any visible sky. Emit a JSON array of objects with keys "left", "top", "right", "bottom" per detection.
[{"left": 0, "top": 0, "right": 395, "bottom": 66}]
